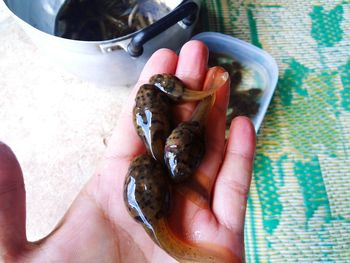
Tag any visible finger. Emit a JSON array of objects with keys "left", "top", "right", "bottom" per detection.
[
  {"left": 0, "top": 142, "right": 27, "bottom": 256},
  {"left": 194, "top": 71, "right": 230, "bottom": 195},
  {"left": 105, "top": 48, "right": 178, "bottom": 160},
  {"left": 138, "top": 49, "right": 179, "bottom": 85},
  {"left": 176, "top": 40, "right": 208, "bottom": 90},
  {"left": 174, "top": 40, "right": 208, "bottom": 123},
  {"left": 212, "top": 117, "right": 256, "bottom": 233},
  {"left": 205, "top": 68, "right": 230, "bottom": 169}
]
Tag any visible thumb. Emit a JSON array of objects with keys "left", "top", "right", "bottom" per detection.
[
  {"left": 212, "top": 117, "right": 256, "bottom": 234},
  {"left": 0, "top": 142, "right": 27, "bottom": 258}
]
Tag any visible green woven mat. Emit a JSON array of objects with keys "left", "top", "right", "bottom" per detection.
[{"left": 202, "top": 1, "right": 350, "bottom": 262}]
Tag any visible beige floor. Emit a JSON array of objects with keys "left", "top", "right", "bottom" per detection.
[{"left": 0, "top": 5, "right": 132, "bottom": 241}]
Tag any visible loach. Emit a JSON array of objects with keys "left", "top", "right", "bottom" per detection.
[
  {"left": 164, "top": 67, "right": 229, "bottom": 183},
  {"left": 55, "top": 0, "right": 170, "bottom": 41},
  {"left": 125, "top": 67, "right": 233, "bottom": 262},
  {"left": 124, "top": 154, "right": 231, "bottom": 263},
  {"left": 133, "top": 70, "right": 224, "bottom": 162}
]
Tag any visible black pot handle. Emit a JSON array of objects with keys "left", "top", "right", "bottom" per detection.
[{"left": 127, "top": 1, "right": 199, "bottom": 57}]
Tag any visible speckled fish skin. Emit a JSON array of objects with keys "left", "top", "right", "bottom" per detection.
[
  {"left": 123, "top": 155, "right": 233, "bottom": 263},
  {"left": 124, "top": 154, "right": 171, "bottom": 228},
  {"left": 134, "top": 73, "right": 222, "bottom": 162},
  {"left": 162, "top": 67, "right": 229, "bottom": 184},
  {"left": 126, "top": 69, "right": 236, "bottom": 262},
  {"left": 133, "top": 84, "right": 171, "bottom": 162},
  {"left": 149, "top": 74, "right": 186, "bottom": 102},
  {"left": 164, "top": 121, "right": 205, "bottom": 183}
]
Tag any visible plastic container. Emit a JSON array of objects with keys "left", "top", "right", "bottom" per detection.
[{"left": 192, "top": 32, "right": 278, "bottom": 132}]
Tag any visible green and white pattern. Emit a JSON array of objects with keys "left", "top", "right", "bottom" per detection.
[{"left": 202, "top": 1, "right": 350, "bottom": 262}]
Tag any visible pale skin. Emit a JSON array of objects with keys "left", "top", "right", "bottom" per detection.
[{"left": 0, "top": 40, "right": 256, "bottom": 263}]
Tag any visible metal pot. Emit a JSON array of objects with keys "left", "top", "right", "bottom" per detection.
[{"left": 2, "top": 0, "right": 201, "bottom": 86}]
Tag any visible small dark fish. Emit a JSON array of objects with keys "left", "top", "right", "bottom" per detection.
[
  {"left": 133, "top": 84, "right": 171, "bottom": 162},
  {"left": 164, "top": 67, "right": 229, "bottom": 183},
  {"left": 208, "top": 52, "right": 262, "bottom": 127},
  {"left": 126, "top": 68, "right": 235, "bottom": 263},
  {"left": 164, "top": 120, "right": 205, "bottom": 183},
  {"left": 55, "top": 0, "right": 155, "bottom": 41},
  {"left": 228, "top": 88, "right": 262, "bottom": 122},
  {"left": 134, "top": 73, "right": 222, "bottom": 162},
  {"left": 124, "top": 154, "right": 171, "bottom": 228},
  {"left": 123, "top": 154, "right": 232, "bottom": 262},
  {"left": 150, "top": 74, "right": 220, "bottom": 102}
]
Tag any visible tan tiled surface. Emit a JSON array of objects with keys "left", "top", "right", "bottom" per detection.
[{"left": 0, "top": 4, "right": 131, "bottom": 241}]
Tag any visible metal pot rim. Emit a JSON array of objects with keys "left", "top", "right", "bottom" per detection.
[{"left": 2, "top": 0, "right": 186, "bottom": 45}]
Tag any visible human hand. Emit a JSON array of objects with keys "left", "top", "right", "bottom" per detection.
[{"left": 0, "top": 40, "right": 256, "bottom": 263}]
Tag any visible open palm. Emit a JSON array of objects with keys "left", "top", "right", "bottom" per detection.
[{"left": 0, "top": 41, "right": 256, "bottom": 263}]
